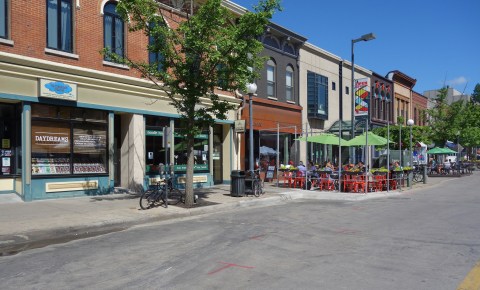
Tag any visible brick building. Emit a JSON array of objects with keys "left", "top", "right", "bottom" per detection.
[{"left": 0, "top": 0, "right": 238, "bottom": 200}]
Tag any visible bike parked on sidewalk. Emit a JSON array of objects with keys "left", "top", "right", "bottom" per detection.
[
  {"left": 139, "top": 177, "right": 185, "bottom": 210},
  {"left": 245, "top": 169, "right": 265, "bottom": 197}
]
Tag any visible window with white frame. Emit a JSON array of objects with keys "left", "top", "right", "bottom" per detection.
[
  {"left": 267, "top": 59, "right": 276, "bottom": 98},
  {"left": 286, "top": 65, "right": 294, "bottom": 102}
]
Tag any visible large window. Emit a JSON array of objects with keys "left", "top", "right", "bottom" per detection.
[
  {"left": 267, "top": 59, "right": 276, "bottom": 98},
  {"left": 31, "top": 104, "right": 108, "bottom": 176},
  {"left": 145, "top": 116, "right": 170, "bottom": 175},
  {"left": 0, "top": 0, "right": 7, "bottom": 39},
  {"left": 0, "top": 103, "right": 21, "bottom": 176},
  {"left": 148, "top": 21, "right": 165, "bottom": 72},
  {"left": 307, "top": 71, "right": 328, "bottom": 120},
  {"left": 104, "top": 2, "right": 124, "bottom": 60},
  {"left": 47, "top": 0, "right": 73, "bottom": 52},
  {"left": 286, "top": 65, "right": 294, "bottom": 102},
  {"left": 173, "top": 120, "right": 209, "bottom": 172}
]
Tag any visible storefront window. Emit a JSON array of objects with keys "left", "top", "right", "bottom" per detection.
[
  {"left": 145, "top": 116, "right": 170, "bottom": 175},
  {"left": 0, "top": 103, "right": 21, "bottom": 176},
  {"left": 173, "top": 121, "right": 209, "bottom": 172},
  {"left": 73, "top": 123, "right": 107, "bottom": 174},
  {"left": 31, "top": 104, "right": 108, "bottom": 176}
]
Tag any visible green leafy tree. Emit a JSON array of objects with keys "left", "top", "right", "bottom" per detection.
[
  {"left": 105, "top": 0, "right": 280, "bottom": 206},
  {"left": 472, "top": 83, "right": 480, "bottom": 104}
]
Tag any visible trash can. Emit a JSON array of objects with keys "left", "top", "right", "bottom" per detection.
[{"left": 230, "top": 170, "right": 245, "bottom": 197}]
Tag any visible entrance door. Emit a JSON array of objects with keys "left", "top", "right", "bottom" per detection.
[
  {"left": 113, "top": 115, "right": 121, "bottom": 186},
  {"left": 213, "top": 125, "right": 223, "bottom": 184}
]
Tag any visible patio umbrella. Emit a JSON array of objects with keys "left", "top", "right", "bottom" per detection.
[
  {"left": 426, "top": 147, "right": 457, "bottom": 154},
  {"left": 295, "top": 133, "right": 348, "bottom": 146},
  {"left": 260, "top": 145, "right": 277, "bottom": 155},
  {"left": 345, "top": 131, "right": 393, "bottom": 146}
]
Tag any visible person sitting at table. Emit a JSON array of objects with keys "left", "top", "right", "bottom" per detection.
[
  {"left": 325, "top": 160, "right": 334, "bottom": 171},
  {"left": 355, "top": 161, "right": 365, "bottom": 171},
  {"left": 297, "top": 161, "right": 307, "bottom": 176},
  {"left": 443, "top": 159, "right": 451, "bottom": 174}
]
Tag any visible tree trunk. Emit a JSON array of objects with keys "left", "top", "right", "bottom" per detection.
[{"left": 184, "top": 132, "right": 195, "bottom": 207}]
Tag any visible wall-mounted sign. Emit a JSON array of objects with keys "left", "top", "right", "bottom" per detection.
[
  {"left": 234, "top": 120, "right": 246, "bottom": 133},
  {"left": 40, "top": 79, "right": 77, "bottom": 101}
]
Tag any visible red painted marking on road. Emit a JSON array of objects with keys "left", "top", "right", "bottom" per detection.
[
  {"left": 334, "top": 228, "right": 359, "bottom": 234},
  {"left": 351, "top": 206, "right": 365, "bottom": 211},
  {"left": 249, "top": 234, "right": 265, "bottom": 240},
  {"left": 208, "top": 261, "right": 255, "bottom": 275}
]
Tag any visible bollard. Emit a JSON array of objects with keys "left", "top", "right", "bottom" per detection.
[{"left": 423, "top": 164, "right": 427, "bottom": 184}]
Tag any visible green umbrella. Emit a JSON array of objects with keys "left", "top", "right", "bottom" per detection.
[
  {"left": 426, "top": 147, "right": 457, "bottom": 154},
  {"left": 295, "top": 133, "right": 348, "bottom": 146},
  {"left": 345, "top": 131, "right": 393, "bottom": 146}
]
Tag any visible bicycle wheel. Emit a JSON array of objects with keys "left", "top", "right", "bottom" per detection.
[
  {"left": 253, "top": 180, "right": 261, "bottom": 197},
  {"left": 167, "top": 188, "right": 185, "bottom": 205},
  {"left": 140, "top": 190, "right": 156, "bottom": 210}
]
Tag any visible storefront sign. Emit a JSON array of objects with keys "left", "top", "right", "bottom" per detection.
[
  {"left": 40, "top": 79, "right": 77, "bottom": 101},
  {"left": 174, "top": 164, "right": 208, "bottom": 171},
  {"left": 177, "top": 175, "right": 208, "bottom": 184},
  {"left": 2, "top": 157, "right": 10, "bottom": 167},
  {"left": 146, "top": 129, "right": 163, "bottom": 136},
  {"left": 234, "top": 120, "right": 246, "bottom": 133}
]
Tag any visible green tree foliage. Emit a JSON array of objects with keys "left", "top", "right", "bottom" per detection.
[
  {"left": 472, "top": 83, "right": 480, "bottom": 104},
  {"left": 425, "top": 86, "right": 480, "bottom": 159},
  {"left": 104, "top": 0, "right": 280, "bottom": 206},
  {"left": 373, "top": 125, "right": 432, "bottom": 150}
]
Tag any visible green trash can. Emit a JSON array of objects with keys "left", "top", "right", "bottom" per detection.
[{"left": 230, "top": 170, "right": 245, "bottom": 197}]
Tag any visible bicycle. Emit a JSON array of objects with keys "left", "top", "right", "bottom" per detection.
[
  {"left": 139, "top": 177, "right": 185, "bottom": 210},
  {"left": 412, "top": 165, "right": 424, "bottom": 183},
  {"left": 245, "top": 169, "right": 265, "bottom": 197}
]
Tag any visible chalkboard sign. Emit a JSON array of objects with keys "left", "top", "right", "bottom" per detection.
[{"left": 266, "top": 166, "right": 276, "bottom": 179}]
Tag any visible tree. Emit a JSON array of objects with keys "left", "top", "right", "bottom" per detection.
[
  {"left": 105, "top": 0, "right": 280, "bottom": 206},
  {"left": 472, "top": 83, "right": 480, "bottom": 104}
]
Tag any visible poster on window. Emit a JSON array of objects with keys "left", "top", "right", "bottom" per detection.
[
  {"left": 73, "top": 127, "right": 107, "bottom": 153},
  {"left": 354, "top": 78, "right": 370, "bottom": 117},
  {"left": 32, "top": 122, "right": 70, "bottom": 153}
]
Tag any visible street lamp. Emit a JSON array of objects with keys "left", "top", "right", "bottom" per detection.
[
  {"left": 407, "top": 119, "right": 414, "bottom": 166},
  {"left": 247, "top": 83, "right": 257, "bottom": 173},
  {"left": 407, "top": 119, "right": 414, "bottom": 188},
  {"left": 456, "top": 130, "right": 460, "bottom": 169},
  {"left": 350, "top": 32, "right": 375, "bottom": 163}
]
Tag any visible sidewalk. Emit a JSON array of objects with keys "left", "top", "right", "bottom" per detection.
[{"left": 0, "top": 175, "right": 458, "bottom": 256}]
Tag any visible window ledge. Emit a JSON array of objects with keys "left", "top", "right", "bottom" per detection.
[
  {"left": 45, "top": 48, "right": 79, "bottom": 59},
  {"left": 0, "top": 38, "right": 14, "bottom": 46},
  {"left": 267, "top": 97, "right": 278, "bottom": 101},
  {"left": 287, "top": 100, "right": 296, "bottom": 104},
  {"left": 103, "top": 61, "right": 130, "bottom": 70}
]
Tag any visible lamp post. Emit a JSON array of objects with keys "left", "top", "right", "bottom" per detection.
[
  {"left": 407, "top": 119, "right": 414, "bottom": 188},
  {"left": 247, "top": 83, "right": 257, "bottom": 173},
  {"left": 350, "top": 33, "right": 375, "bottom": 163},
  {"left": 386, "top": 92, "right": 391, "bottom": 192},
  {"left": 407, "top": 119, "right": 414, "bottom": 166},
  {"left": 456, "top": 130, "right": 460, "bottom": 172}
]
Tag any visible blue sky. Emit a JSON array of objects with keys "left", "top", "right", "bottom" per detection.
[{"left": 232, "top": 0, "right": 480, "bottom": 94}]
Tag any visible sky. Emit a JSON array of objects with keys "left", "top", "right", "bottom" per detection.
[{"left": 232, "top": 0, "right": 480, "bottom": 94}]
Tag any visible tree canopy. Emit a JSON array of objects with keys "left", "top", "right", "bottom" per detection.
[{"left": 105, "top": 0, "right": 280, "bottom": 205}]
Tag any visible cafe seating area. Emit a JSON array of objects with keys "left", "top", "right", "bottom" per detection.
[{"left": 279, "top": 168, "right": 407, "bottom": 193}]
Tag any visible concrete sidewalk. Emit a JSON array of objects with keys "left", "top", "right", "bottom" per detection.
[{"left": 0, "top": 175, "right": 457, "bottom": 256}]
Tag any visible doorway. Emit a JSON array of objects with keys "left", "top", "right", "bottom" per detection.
[{"left": 213, "top": 125, "right": 223, "bottom": 184}]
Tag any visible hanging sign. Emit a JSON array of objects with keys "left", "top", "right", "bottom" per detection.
[
  {"left": 354, "top": 78, "right": 370, "bottom": 117},
  {"left": 234, "top": 120, "right": 246, "bottom": 133},
  {"left": 40, "top": 79, "right": 77, "bottom": 101}
]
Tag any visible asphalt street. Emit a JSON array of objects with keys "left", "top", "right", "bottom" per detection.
[{"left": 0, "top": 176, "right": 479, "bottom": 289}]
